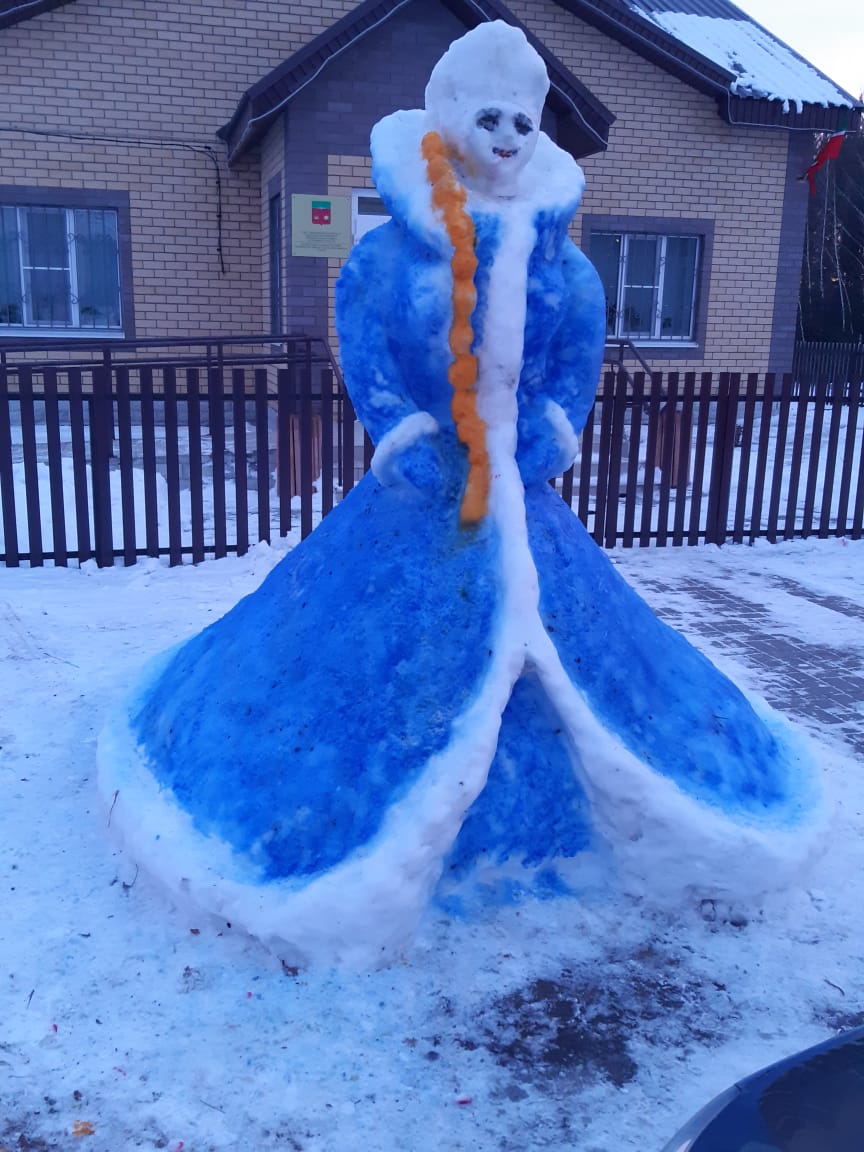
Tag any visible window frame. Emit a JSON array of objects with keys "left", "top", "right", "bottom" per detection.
[
  {"left": 268, "top": 185, "right": 283, "bottom": 337},
  {"left": 351, "top": 188, "right": 389, "bottom": 245},
  {"left": 581, "top": 215, "right": 713, "bottom": 360},
  {"left": 0, "top": 186, "right": 134, "bottom": 342}
]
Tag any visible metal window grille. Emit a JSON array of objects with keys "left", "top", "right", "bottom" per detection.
[
  {"left": 0, "top": 204, "right": 122, "bottom": 333},
  {"left": 596, "top": 231, "right": 700, "bottom": 343}
]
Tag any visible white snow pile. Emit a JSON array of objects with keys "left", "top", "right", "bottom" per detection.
[
  {"left": 1, "top": 536, "right": 864, "bottom": 1150},
  {"left": 632, "top": 7, "right": 855, "bottom": 108}
]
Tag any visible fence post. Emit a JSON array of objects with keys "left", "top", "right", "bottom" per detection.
[
  {"left": 603, "top": 371, "right": 628, "bottom": 548},
  {"left": 705, "top": 372, "right": 738, "bottom": 545},
  {"left": 90, "top": 363, "right": 114, "bottom": 567},
  {"left": 655, "top": 372, "right": 680, "bottom": 547},
  {"left": 253, "top": 367, "right": 271, "bottom": 544},
  {"left": 276, "top": 362, "right": 293, "bottom": 536},
  {"left": 17, "top": 366, "right": 44, "bottom": 566},
  {"left": 593, "top": 371, "right": 616, "bottom": 546},
  {"left": 638, "top": 373, "right": 663, "bottom": 546},
  {"left": 341, "top": 385, "right": 357, "bottom": 498},
  {"left": 42, "top": 368, "right": 68, "bottom": 567},
  {"left": 208, "top": 361, "right": 227, "bottom": 559},
  {"left": 320, "top": 368, "right": 334, "bottom": 519},
  {"left": 0, "top": 363, "right": 20, "bottom": 567},
  {"left": 299, "top": 340, "right": 314, "bottom": 540},
  {"left": 163, "top": 365, "right": 182, "bottom": 567}
]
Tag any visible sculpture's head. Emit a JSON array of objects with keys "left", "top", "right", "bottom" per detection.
[{"left": 424, "top": 21, "right": 549, "bottom": 197}]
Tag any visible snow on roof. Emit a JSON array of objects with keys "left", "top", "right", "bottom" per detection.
[{"left": 624, "top": 1, "right": 856, "bottom": 109}]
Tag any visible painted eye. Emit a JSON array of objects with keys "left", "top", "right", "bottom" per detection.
[
  {"left": 476, "top": 109, "right": 501, "bottom": 132},
  {"left": 514, "top": 113, "right": 533, "bottom": 136}
]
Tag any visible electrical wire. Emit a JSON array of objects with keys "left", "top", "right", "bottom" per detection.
[
  {"left": 240, "top": 0, "right": 416, "bottom": 142},
  {"left": 0, "top": 124, "right": 226, "bottom": 273}
]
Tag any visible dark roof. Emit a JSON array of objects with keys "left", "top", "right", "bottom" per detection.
[
  {"left": 0, "top": 0, "right": 73, "bottom": 30},
  {"left": 219, "top": 0, "right": 616, "bottom": 165},
  {"left": 553, "top": 0, "right": 862, "bottom": 129}
]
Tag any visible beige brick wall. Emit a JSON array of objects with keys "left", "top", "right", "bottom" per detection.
[
  {"left": 322, "top": 2, "right": 794, "bottom": 376},
  {"left": 0, "top": 0, "right": 359, "bottom": 339},
  {"left": 0, "top": 0, "right": 794, "bottom": 372}
]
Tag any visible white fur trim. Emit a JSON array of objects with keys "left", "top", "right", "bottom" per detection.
[
  {"left": 545, "top": 399, "right": 581, "bottom": 469},
  {"left": 370, "top": 412, "right": 439, "bottom": 485}
]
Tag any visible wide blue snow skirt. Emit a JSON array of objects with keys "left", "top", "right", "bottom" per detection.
[
  {"left": 134, "top": 468, "right": 501, "bottom": 880},
  {"left": 443, "top": 671, "right": 593, "bottom": 878},
  {"left": 134, "top": 466, "right": 803, "bottom": 904},
  {"left": 525, "top": 483, "right": 793, "bottom": 818}
]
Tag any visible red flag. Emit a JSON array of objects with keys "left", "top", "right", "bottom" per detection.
[{"left": 801, "top": 133, "right": 845, "bottom": 195}]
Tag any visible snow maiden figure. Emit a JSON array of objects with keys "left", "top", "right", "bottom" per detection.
[{"left": 99, "top": 22, "right": 820, "bottom": 967}]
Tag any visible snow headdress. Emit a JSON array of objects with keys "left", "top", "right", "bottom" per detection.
[{"left": 424, "top": 20, "right": 549, "bottom": 163}]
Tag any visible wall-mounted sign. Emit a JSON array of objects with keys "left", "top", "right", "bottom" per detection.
[{"left": 291, "top": 194, "right": 351, "bottom": 258}]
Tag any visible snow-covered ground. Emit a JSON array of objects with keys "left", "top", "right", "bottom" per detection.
[{"left": 2, "top": 534, "right": 862, "bottom": 1152}]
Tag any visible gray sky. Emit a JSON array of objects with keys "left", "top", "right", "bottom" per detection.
[{"left": 736, "top": 0, "right": 863, "bottom": 100}]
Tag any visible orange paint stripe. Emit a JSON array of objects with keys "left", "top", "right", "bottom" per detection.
[{"left": 421, "top": 131, "right": 490, "bottom": 525}]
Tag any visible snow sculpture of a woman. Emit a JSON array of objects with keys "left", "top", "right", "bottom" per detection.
[{"left": 99, "top": 22, "right": 819, "bottom": 967}]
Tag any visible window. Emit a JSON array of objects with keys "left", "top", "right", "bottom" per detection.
[
  {"left": 0, "top": 190, "right": 131, "bottom": 337},
  {"left": 351, "top": 190, "right": 389, "bottom": 244},
  {"left": 269, "top": 192, "right": 283, "bottom": 336},
  {"left": 585, "top": 223, "right": 710, "bottom": 347}
]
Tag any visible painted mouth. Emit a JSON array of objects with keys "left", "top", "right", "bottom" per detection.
[{"left": 492, "top": 147, "right": 518, "bottom": 159}]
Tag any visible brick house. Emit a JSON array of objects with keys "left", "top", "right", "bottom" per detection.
[{"left": 0, "top": 0, "right": 860, "bottom": 375}]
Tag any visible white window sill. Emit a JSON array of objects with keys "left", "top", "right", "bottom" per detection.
[
  {"left": 607, "top": 340, "right": 698, "bottom": 350},
  {"left": 636, "top": 342, "right": 698, "bottom": 349},
  {"left": 0, "top": 329, "right": 126, "bottom": 341}
]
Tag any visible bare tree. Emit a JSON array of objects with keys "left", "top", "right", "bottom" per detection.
[{"left": 798, "top": 126, "right": 864, "bottom": 341}]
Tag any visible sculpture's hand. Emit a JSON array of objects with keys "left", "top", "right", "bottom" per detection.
[
  {"left": 370, "top": 412, "right": 443, "bottom": 493},
  {"left": 516, "top": 397, "right": 581, "bottom": 484},
  {"left": 397, "top": 438, "right": 445, "bottom": 492}
]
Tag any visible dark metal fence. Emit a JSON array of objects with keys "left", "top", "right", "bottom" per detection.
[
  {"left": 793, "top": 340, "right": 864, "bottom": 392},
  {"left": 0, "top": 335, "right": 348, "bottom": 566},
  {"left": 1, "top": 343, "right": 862, "bottom": 567},
  {"left": 572, "top": 370, "right": 863, "bottom": 548}
]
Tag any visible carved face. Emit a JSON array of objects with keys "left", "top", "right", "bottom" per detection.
[
  {"left": 424, "top": 23, "right": 549, "bottom": 198},
  {"left": 458, "top": 101, "right": 539, "bottom": 195}
]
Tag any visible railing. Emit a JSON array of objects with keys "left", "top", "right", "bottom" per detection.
[
  {"left": 793, "top": 340, "right": 864, "bottom": 392},
  {"left": 1, "top": 351, "right": 862, "bottom": 566},
  {"left": 566, "top": 371, "right": 863, "bottom": 549},
  {"left": 604, "top": 339, "right": 653, "bottom": 386},
  {"left": 0, "top": 335, "right": 350, "bottom": 566}
]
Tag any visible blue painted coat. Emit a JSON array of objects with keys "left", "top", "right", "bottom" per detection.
[{"left": 132, "top": 119, "right": 805, "bottom": 905}]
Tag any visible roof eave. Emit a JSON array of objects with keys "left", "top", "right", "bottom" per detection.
[
  {"left": 552, "top": 0, "right": 734, "bottom": 98},
  {"left": 554, "top": 0, "right": 864, "bottom": 131},
  {"left": 722, "top": 96, "right": 864, "bottom": 133},
  {"left": 220, "top": 0, "right": 615, "bottom": 165},
  {"left": 442, "top": 0, "right": 615, "bottom": 128},
  {"left": 0, "top": 0, "right": 74, "bottom": 30}
]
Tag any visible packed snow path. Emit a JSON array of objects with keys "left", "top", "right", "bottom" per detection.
[{"left": 1, "top": 538, "right": 862, "bottom": 1151}]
